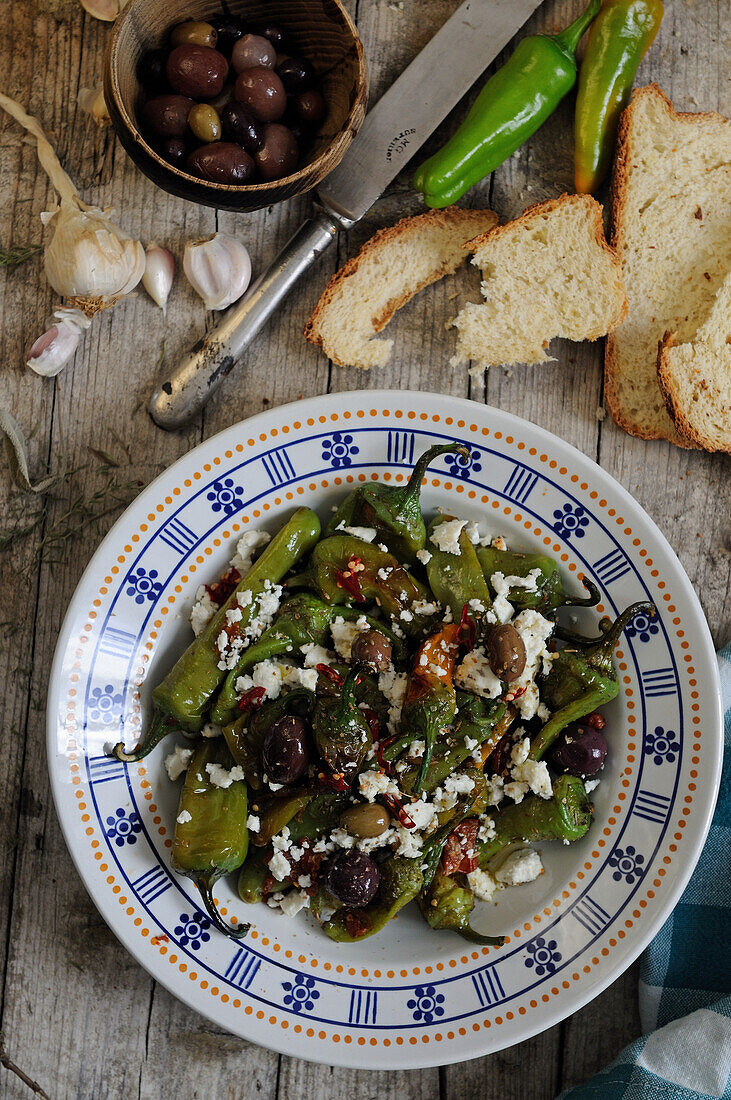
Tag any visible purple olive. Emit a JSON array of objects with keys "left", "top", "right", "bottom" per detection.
[
  {"left": 186, "top": 142, "right": 255, "bottom": 184},
  {"left": 276, "top": 56, "right": 315, "bottom": 94},
  {"left": 166, "top": 44, "right": 228, "bottom": 100},
  {"left": 549, "top": 724, "right": 607, "bottom": 778},
  {"left": 294, "top": 89, "right": 325, "bottom": 126},
  {"left": 261, "top": 715, "right": 310, "bottom": 784},
  {"left": 326, "top": 850, "right": 381, "bottom": 908},
  {"left": 137, "top": 48, "right": 168, "bottom": 90},
  {"left": 234, "top": 67, "right": 286, "bottom": 122},
  {"left": 254, "top": 123, "right": 299, "bottom": 180},
  {"left": 351, "top": 629, "right": 392, "bottom": 672},
  {"left": 231, "top": 33, "right": 277, "bottom": 73},
  {"left": 141, "top": 94, "right": 193, "bottom": 137},
  {"left": 158, "top": 136, "right": 187, "bottom": 166},
  {"left": 257, "top": 23, "right": 288, "bottom": 49},
  {"left": 221, "top": 101, "right": 264, "bottom": 152}
]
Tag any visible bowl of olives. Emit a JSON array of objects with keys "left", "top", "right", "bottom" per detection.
[{"left": 104, "top": 0, "right": 368, "bottom": 211}]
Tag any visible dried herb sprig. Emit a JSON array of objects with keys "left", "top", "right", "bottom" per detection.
[{"left": 0, "top": 243, "right": 41, "bottom": 271}]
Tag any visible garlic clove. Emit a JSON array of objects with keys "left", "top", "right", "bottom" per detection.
[
  {"left": 42, "top": 204, "right": 145, "bottom": 302},
  {"left": 77, "top": 87, "right": 111, "bottom": 127},
  {"left": 80, "top": 0, "right": 129, "bottom": 20},
  {"left": 142, "top": 242, "right": 175, "bottom": 312},
  {"left": 27, "top": 308, "right": 91, "bottom": 377},
  {"left": 183, "top": 232, "right": 251, "bottom": 312}
]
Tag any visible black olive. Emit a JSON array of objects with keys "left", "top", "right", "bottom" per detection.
[
  {"left": 257, "top": 23, "right": 288, "bottom": 49},
  {"left": 137, "top": 48, "right": 169, "bottom": 90},
  {"left": 254, "top": 123, "right": 299, "bottom": 180},
  {"left": 486, "top": 623, "right": 527, "bottom": 682},
  {"left": 141, "top": 94, "right": 194, "bottom": 138},
  {"left": 549, "top": 724, "right": 607, "bottom": 778},
  {"left": 221, "top": 102, "right": 264, "bottom": 152},
  {"left": 294, "top": 89, "right": 325, "bottom": 126},
  {"left": 158, "top": 136, "right": 187, "bottom": 166},
  {"left": 166, "top": 44, "right": 228, "bottom": 100},
  {"left": 209, "top": 16, "right": 245, "bottom": 59},
  {"left": 231, "top": 33, "right": 277, "bottom": 73},
  {"left": 261, "top": 715, "right": 310, "bottom": 784},
  {"left": 276, "top": 56, "right": 315, "bottom": 95},
  {"left": 186, "top": 142, "right": 255, "bottom": 184},
  {"left": 326, "top": 850, "right": 381, "bottom": 907}
]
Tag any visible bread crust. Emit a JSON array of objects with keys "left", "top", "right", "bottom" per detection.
[
  {"left": 303, "top": 206, "right": 498, "bottom": 367},
  {"left": 657, "top": 331, "right": 731, "bottom": 454},
  {"left": 463, "top": 192, "right": 628, "bottom": 342},
  {"left": 604, "top": 84, "right": 727, "bottom": 447}
]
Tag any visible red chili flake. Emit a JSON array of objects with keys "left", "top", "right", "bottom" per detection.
[
  {"left": 237, "top": 685, "right": 267, "bottom": 711},
  {"left": 441, "top": 818, "right": 479, "bottom": 876},
  {"left": 335, "top": 558, "right": 366, "bottom": 602},
  {"left": 459, "top": 603, "right": 477, "bottom": 652},
  {"left": 383, "top": 793, "right": 416, "bottom": 830},
  {"left": 344, "top": 910, "right": 370, "bottom": 937},
  {"left": 505, "top": 685, "right": 526, "bottom": 702},
  {"left": 262, "top": 874, "right": 276, "bottom": 897},
  {"left": 205, "top": 567, "right": 241, "bottom": 606},
  {"left": 585, "top": 711, "right": 606, "bottom": 730},
  {"left": 376, "top": 734, "right": 398, "bottom": 774},
  {"left": 362, "top": 708, "right": 380, "bottom": 740},
  {"left": 318, "top": 771, "right": 350, "bottom": 792},
  {"left": 287, "top": 845, "right": 323, "bottom": 895},
  {"left": 316, "top": 663, "right": 344, "bottom": 687}
]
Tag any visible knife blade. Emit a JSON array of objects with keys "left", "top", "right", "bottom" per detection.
[{"left": 149, "top": 0, "right": 544, "bottom": 430}]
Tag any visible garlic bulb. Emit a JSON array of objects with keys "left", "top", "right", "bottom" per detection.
[
  {"left": 80, "top": 0, "right": 129, "bottom": 20},
  {"left": 142, "top": 242, "right": 175, "bottom": 312},
  {"left": 77, "top": 86, "right": 111, "bottom": 127},
  {"left": 27, "top": 308, "right": 91, "bottom": 377},
  {"left": 183, "top": 233, "right": 251, "bottom": 311},
  {"left": 0, "top": 91, "right": 144, "bottom": 308}
]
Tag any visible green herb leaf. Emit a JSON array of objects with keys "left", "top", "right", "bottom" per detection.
[{"left": 0, "top": 243, "right": 41, "bottom": 271}]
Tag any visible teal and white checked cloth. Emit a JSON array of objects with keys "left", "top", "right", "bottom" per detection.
[{"left": 560, "top": 645, "right": 731, "bottom": 1099}]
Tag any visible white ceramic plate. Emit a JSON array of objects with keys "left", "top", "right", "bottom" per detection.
[{"left": 48, "top": 391, "right": 722, "bottom": 1069}]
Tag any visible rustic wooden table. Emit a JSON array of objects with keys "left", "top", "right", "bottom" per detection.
[{"left": 0, "top": 0, "right": 728, "bottom": 1096}]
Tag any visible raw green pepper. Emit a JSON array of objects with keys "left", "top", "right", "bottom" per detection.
[
  {"left": 530, "top": 602, "right": 654, "bottom": 760},
  {"left": 313, "top": 668, "right": 372, "bottom": 781},
  {"left": 476, "top": 546, "right": 600, "bottom": 613},
  {"left": 322, "top": 857, "right": 423, "bottom": 941},
  {"left": 172, "top": 739, "right": 250, "bottom": 939},
  {"left": 300, "top": 535, "right": 433, "bottom": 636},
  {"left": 413, "top": 0, "right": 601, "bottom": 208},
  {"left": 401, "top": 623, "right": 461, "bottom": 793},
  {"left": 111, "top": 507, "right": 321, "bottom": 762},
  {"left": 418, "top": 866, "right": 503, "bottom": 945},
  {"left": 426, "top": 515, "right": 492, "bottom": 622},
  {"left": 477, "top": 774, "right": 593, "bottom": 867},
  {"left": 222, "top": 687, "right": 315, "bottom": 788},
  {"left": 575, "top": 0, "right": 664, "bottom": 194},
  {"left": 326, "top": 443, "right": 468, "bottom": 562},
  {"left": 212, "top": 594, "right": 406, "bottom": 726}
]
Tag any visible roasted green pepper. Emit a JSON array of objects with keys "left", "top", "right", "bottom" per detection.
[
  {"left": 575, "top": 0, "right": 664, "bottom": 194},
  {"left": 476, "top": 546, "right": 600, "bottom": 613},
  {"left": 326, "top": 443, "right": 468, "bottom": 562},
  {"left": 401, "top": 622, "right": 461, "bottom": 793},
  {"left": 222, "top": 687, "right": 315, "bottom": 788},
  {"left": 426, "top": 515, "right": 492, "bottom": 622},
  {"left": 418, "top": 866, "right": 503, "bottom": 945},
  {"left": 111, "top": 507, "right": 321, "bottom": 762},
  {"left": 313, "top": 668, "right": 372, "bottom": 781},
  {"left": 322, "top": 857, "right": 423, "bottom": 941},
  {"left": 172, "top": 739, "right": 250, "bottom": 939},
  {"left": 477, "top": 774, "right": 593, "bottom": 867},
  {"left": 413, "top": 0, "right": 601, "bottom": 208},
  {"left": 530, "top": 602, "right": 654, "bottom": 760},
  {"left": 300, "top": 535, "right": 433, "bottom": 636}
]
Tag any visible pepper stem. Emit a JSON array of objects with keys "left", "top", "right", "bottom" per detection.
[
  {"left": 552, "top": 0, "right": 601, "bottom": 56},
  {"left": 561, "top": 576, "right": 601, "bottom": 609},
  {"left": 403, "top": 443, "right": 470, "bottom": 506},
  {"left": 196, "top": 875, "right": 250, "bottom": 940},
  {"left": 458, "top": 926, "right": 506, "bottom": 947},
  {"left": 111, "top": 709, "right": 170, "bottom": 763}
]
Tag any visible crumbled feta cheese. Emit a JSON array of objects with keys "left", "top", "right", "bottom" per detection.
[
  {"left": 301, "top": 642, "right": 334, "bottom": 667},
  {"left": 504, "top": 780, "right": 529, "bottom": 804},
  {"left": 246, "top": 814, "right": 261, "bottom": 832},
  {"left": 416, "top": 548, "right": 432, "bottom": 565},
  {"left": 262, "top": 774, "right": 283, "bottom": 792},
  {"left": 329, "top": 827, "right": 356, "bottom": 850},
  {"left": 464, "top": 521, "right": 482, "bottom": 545},
  {"left": 216, "top": 581, "right": 283, "bottom": 670},
  {"left": 468, "top": 867, "right": 499, "bottom": 901},
  {"left": 477, "top": 815, "right": 496, "bottom": 842},
  {"left": 226, "top": 606, "right": 243, "bottom": 625},
  {"left": 336, "top": 523, "right": 377, "bottom": 542},
  {"left": 393, "top": 823, "right": 423, "bottom": 858},
  {"left": 378, "top": 669, "right": 409, "bottom": 734},
  {"left": 297, "top": 874, "right": 312, "bottom": 889},
  {"left": 189, "top": 586, "right": 217, "bottom": 636},
  {"left": 271, "top": 827, "right": 292, "bottom": 852},
  {"left": 407, "top": 799, "right": 437, "bottom": 833},
  {"left": 268, "top": 851, "right": 292, "bottom": 881},
  {"left": 234, "top": 673, "right": 254, "bottom": 696},
  {"left": 252, "top": 659, "right": 285, "bottom": 700},
  {"left": 585, "top": 778, "right": 601, "bottom": 793},
  {"left": 357, "top": 827, "right": 397, "bottom": 854},
  {"left": 283, "top": 665, "right": 319, "bottom": 693},
  {"left": 430, "top": 518, "right": 466, "bottom": 555},
  {"left": 206, "top": 762, "right": 245, "bottom": 788},
  {"left": 237, "top": 589, "right": 253, "bottom": 608},
  {"left": 537, "top": 702, "right": 551, "bottom": 722},
  {"left": 495, "top": 848, "right": 543, "bottom": 885},
  {"left": 511, "top": 758, "right": 553, "bottom": 799},
  {"left": 230, "top": 529, "right": 271, "bottom": 574},
  {"left": 176, "top": 810, "right": 192, "bottom": 824},
  {"left": 510, "top": 609, "right": 555, "bottom": 719},
  {"left": 165, "top": 745, "right": 193, "bottom": 781},
  {"left": 491, "top": 536, "right": 507, "bottom": 551},
  {"left": 444, "top": 773, "right": 475, "bottom": 797},
  {"left": 358, "top": 770, "right": 397, "bottom": 802},
  {"left": 455, "top": 646, "right": 502, "bottom": 699},
  {"left": 279, "top": 890, "right": 310, "bottom": 917},
  {"left": 468, "top": 598, "right": 486, "bottom": 614},
  {"left": 485, "top": 775, "right": 505, "bottom": 806},
  {"left": 201, "top": 722, "right": 221, "bottom": 739},
  {"left": 408, "top": 740, "right": 426, "bottom": 758},
  {"left": 377, "top": 567, "right": 392, "bottom": 581},
  {"left": 511, "top": 737, "right": 530, "bottom": 767},
  {"left": 330, "top": 615, "right": 369, "bottom": 659},
  {"left": 411, "top": 599, "right": 440, "bottom": 616}
]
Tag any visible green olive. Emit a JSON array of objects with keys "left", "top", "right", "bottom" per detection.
[
  {"left": 339, "top": 803, "right": 392, "bottom": 839},
  {"left": 171, "top": 20, "right": 218, "bottom": 49},
  {"left": 189, "top": 103, "right": 222, "bottom": 143}
]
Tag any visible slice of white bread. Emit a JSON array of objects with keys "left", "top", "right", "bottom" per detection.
[
  {"left": 657, "top": 274, "right": 731, "bottom": 453},
  {"left": 450, "top": 193, "right": 627, "bottom": 372},
  {"left": 605, "top": 84, "right": 731, "bottom": 446},
  {"left": 304, "top": 207, "right": 497, "bottom": 369}
]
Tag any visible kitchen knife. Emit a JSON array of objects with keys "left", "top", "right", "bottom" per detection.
[{"left": 149, "top": 0, "right": 544, "bottom": 429}]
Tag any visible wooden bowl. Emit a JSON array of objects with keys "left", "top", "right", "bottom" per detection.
[{"left": 104, "top": 0, "right": 367, "bottom": 212}]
